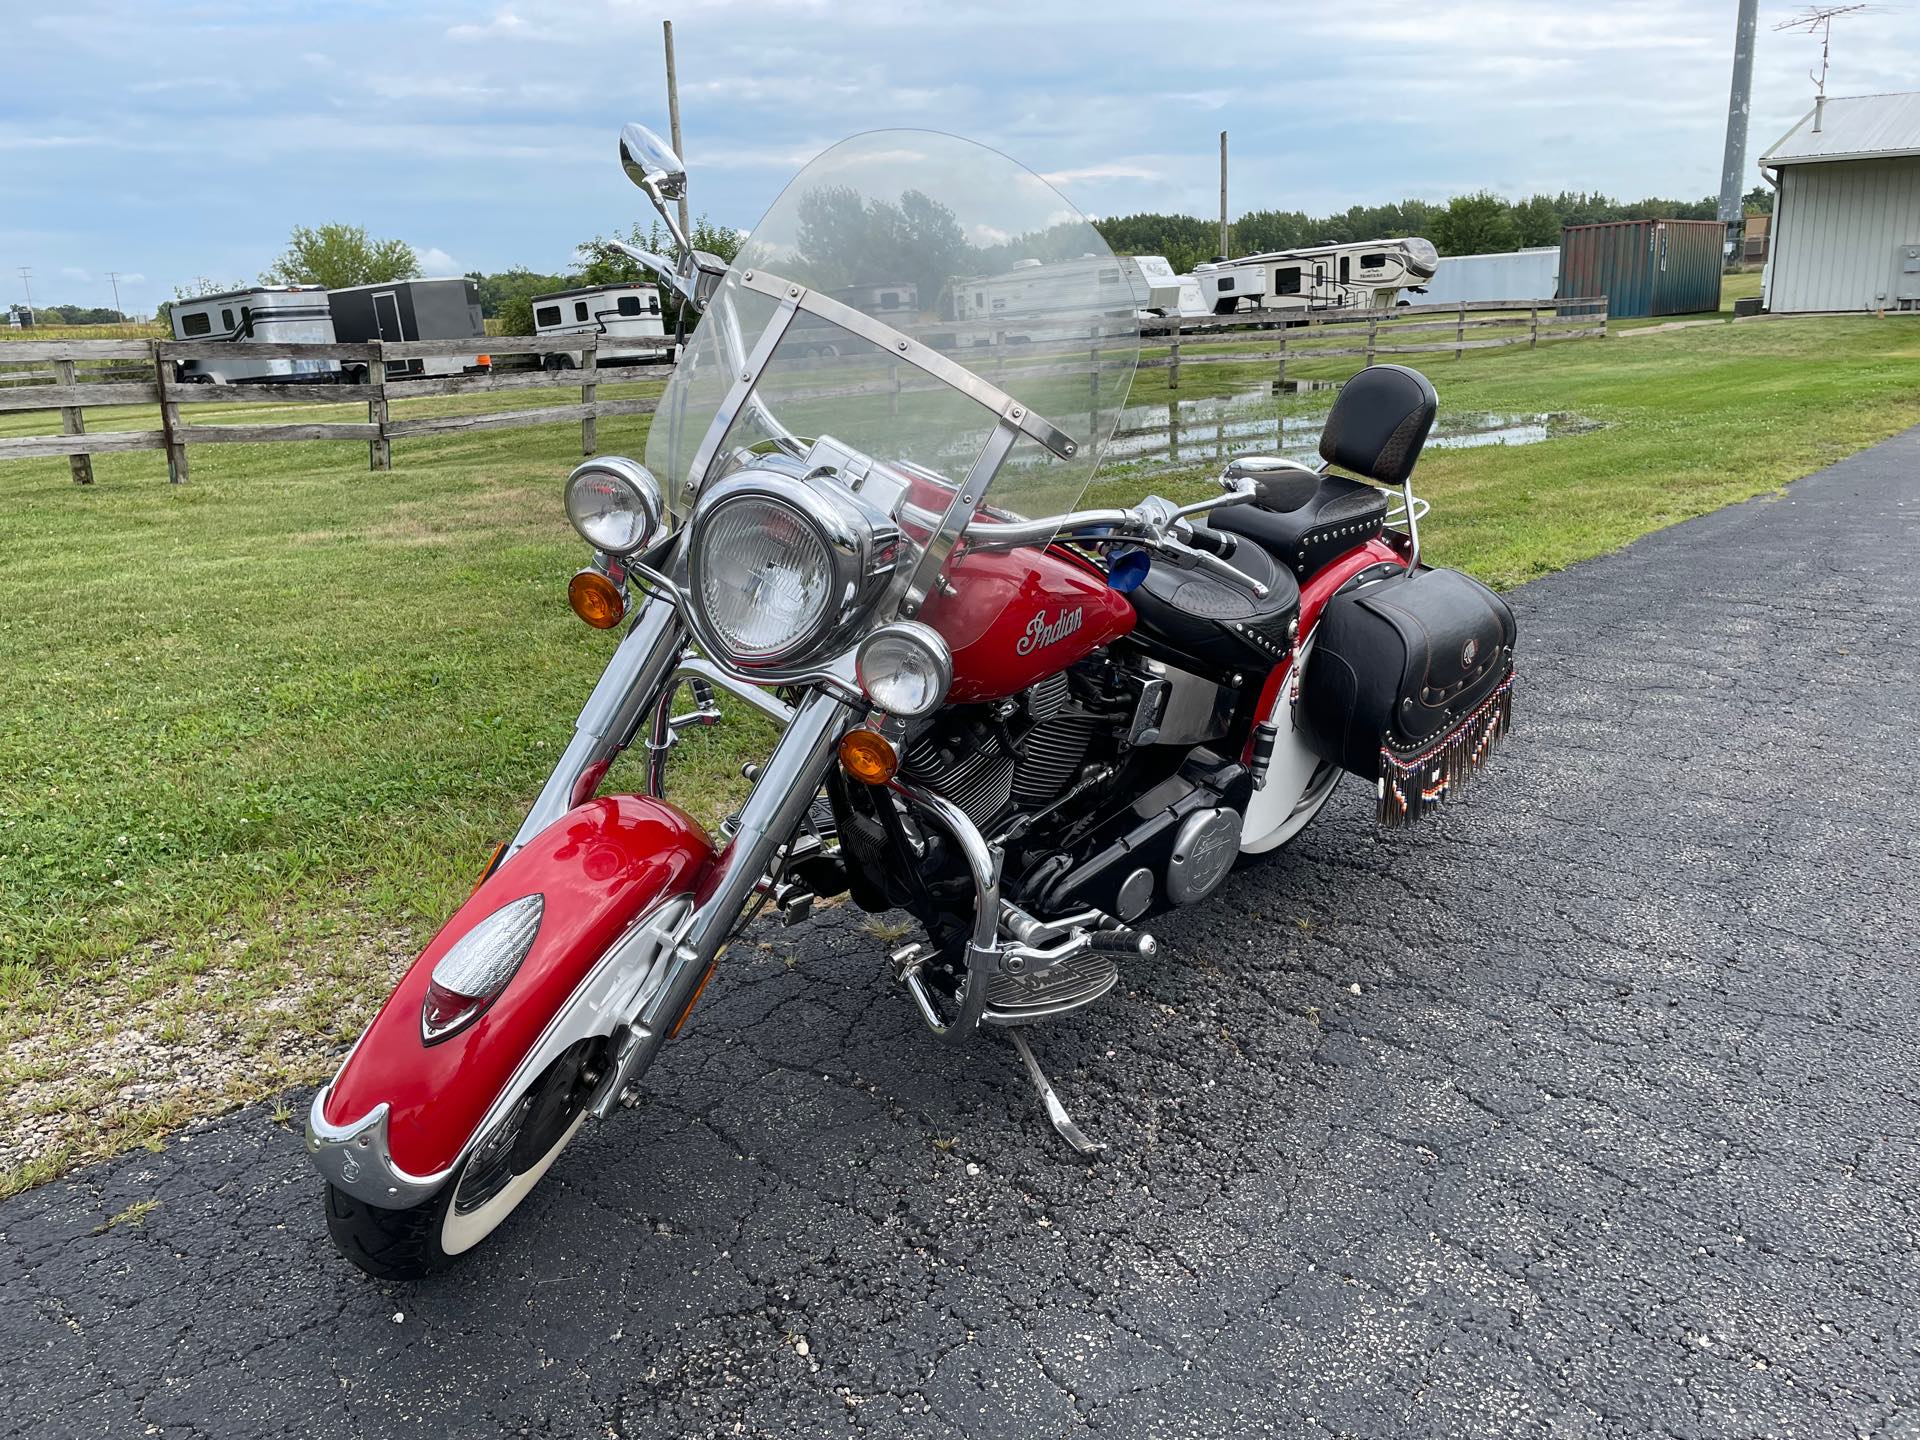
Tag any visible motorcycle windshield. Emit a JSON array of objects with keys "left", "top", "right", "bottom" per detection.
[{"left": 646, "top": 129, "right": 1140, "bottom": 561}]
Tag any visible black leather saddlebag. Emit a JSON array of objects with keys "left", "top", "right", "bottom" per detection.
[{"left": 1301, "top": 567, "right": 1516, "bottom": 825}]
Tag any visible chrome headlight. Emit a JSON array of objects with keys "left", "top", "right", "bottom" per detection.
[
  {"left": 857, "top": 622, "right": 951, "bottom": 717},
  {"left": 687, "top": 469, "right": 899, "bottom": 669},
  {"left": 566, "top": 457, "right": 662, "bottom": 555}
]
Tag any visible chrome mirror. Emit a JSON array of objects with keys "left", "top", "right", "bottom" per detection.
[{"left": 620, "top": 123, "right": 686, "bottom": 200}]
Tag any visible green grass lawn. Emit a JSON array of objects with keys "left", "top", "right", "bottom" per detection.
[{"left": 3, "top": 312, "right": 1917, "bottom": 1192}]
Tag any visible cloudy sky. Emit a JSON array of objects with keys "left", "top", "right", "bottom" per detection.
[{"left": 6, "top": 0, "right": 1916, "bottom": 316}]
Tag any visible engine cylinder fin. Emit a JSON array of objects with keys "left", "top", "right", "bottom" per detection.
[
  {"left": 903, "top": 736, "right": 1014, "bottom": 830},
  {"left": 1025, "top": 670, "right": 1071, "bottom": 725},
  {"left": 1012, "top": 715, "right": 1097, "bottom": 805}
]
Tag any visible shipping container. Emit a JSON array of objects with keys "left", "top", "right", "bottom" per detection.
[{"left": 1557, "top": 219, "right": 1723, "bottom": 318}]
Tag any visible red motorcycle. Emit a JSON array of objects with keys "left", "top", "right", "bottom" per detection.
[{"left": 309, "top": 126, "right": 1516, "bottom": 1276}]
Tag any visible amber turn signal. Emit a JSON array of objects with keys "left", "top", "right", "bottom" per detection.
[
  {"left": 471, "top": 840, "right": 507, "bottom": 896},
  {"left": 568, "top": 568, "right": 627, "bottom": 629},
  {"left": 838, "top": 727, "right": 899, "bottom": 785}
]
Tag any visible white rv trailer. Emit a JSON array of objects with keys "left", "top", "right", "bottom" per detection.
[
  {"left": 531, "top": 284, "right": 672, "bottom": 369},
  {"left": 830, "top": 281, "right": 920, "bottom": 314},
  {"left": 947, "top": 253, "right": 1189, "bottom": 348},
  {"left": 169, "top": 286, "right": 339, "bottom": 385},
  {"left": 1126, "top": 256, "right": 1185, "bottom": 316},
  {"left": 1410, "top": 247, "right": 1560, "bottom": 307},
  {"left": 1192, "top": 237, "right": 1439, "bottom": 315}
]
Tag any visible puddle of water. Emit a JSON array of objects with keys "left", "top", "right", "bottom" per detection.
[{"left": 1106, "top": 384, "right": 1601, "bottom": 467}]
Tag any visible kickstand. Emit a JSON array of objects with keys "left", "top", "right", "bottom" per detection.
[{"left": 1006, "top": 1029, "right": 1105, "bottom": 1157}]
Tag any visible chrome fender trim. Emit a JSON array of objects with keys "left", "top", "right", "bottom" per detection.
[{"left": 306, "top": 1098, "right": 451, "bottom": 1209}]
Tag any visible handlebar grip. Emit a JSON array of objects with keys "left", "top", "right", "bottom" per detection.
[{"left": 1184, "top": 526, "right": 1237, "bottom": 560}]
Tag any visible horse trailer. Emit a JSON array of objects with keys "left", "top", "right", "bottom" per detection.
[
  {"left": 169, "top": 286, "right": 340, "bottom": 385},
  {"left": 1192, "top": 237, "right": 1439, "bottom": 315},
  {"left": 327, "top": 278, "right": 489, "bottom": 381},
  {"left": 531, "top": 284, "right": 673, "bottom": 369}
]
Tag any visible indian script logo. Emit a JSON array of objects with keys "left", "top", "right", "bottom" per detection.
[{"left": 1016, "top": 607, "right": 1084, "bottom": 657}]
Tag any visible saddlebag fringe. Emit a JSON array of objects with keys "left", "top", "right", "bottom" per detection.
[{"left": 1376, "top": 668, "right": 1514, "bottom": 827}]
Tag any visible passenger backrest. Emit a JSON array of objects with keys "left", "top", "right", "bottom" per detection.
[{"left": 1318, "top": 364, "right": 1437, "bottom": 487}]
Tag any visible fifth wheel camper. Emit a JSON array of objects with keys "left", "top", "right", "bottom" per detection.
[{"left": 1193, "top": 237, "right": 1439, "bottom": 315}]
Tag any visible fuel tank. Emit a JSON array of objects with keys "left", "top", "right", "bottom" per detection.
[{"left": 919, "top": 544, "right": 1134, "bottom": 704}]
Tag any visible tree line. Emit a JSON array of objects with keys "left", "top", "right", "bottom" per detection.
[
  {"left": 1094, "top": 185, "right": 1774, "bottom": 273},
  {"left": 130, "top": 177, "right": 1778, "bottom": 330}
]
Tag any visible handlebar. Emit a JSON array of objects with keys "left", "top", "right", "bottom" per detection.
[
  {"left": 1183, "top": 526, "right": 1237, "bottom": 560},
  {"left": 961, "top": 497, "right": 1267, "bottom": 599}
]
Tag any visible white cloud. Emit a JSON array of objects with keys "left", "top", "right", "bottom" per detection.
[
  {"left": 447, "top": 9, "right": 525, "bottom": 40},
  {"left": 1041, "top": 163, "right": 1163, "bottom": 186},
  {"left": 414, "top": 246, "right": 459, "bottom": 274},
  {"left": 7, "top": 0, "right": 1920, "bottom": 293},
  {"left": 59, "top": 266, "right": 92, "bottom": 283}
]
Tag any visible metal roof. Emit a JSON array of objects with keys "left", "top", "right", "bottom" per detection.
[{"left": 1761, "top": 91, "right": 1920, "bottom": 167}]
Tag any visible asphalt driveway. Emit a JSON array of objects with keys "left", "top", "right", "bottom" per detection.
[{"left": 5, "top": 428, "right": 1918, "bottom": 1439}]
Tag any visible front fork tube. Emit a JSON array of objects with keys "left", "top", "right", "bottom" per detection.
[
  {"left": 510, "top": 594, "right": 686, "bottom": 856},
  {"left": 592, "top": 687, "right": 857, "bottom": 1110}
]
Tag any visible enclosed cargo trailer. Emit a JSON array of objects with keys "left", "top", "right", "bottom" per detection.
[{"left": 327, "top": 278, "right": 489, "bottom": 381}]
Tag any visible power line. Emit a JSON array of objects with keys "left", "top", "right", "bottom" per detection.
[{"left": 106, "top": 270, "right": 124, "bottom": 320}]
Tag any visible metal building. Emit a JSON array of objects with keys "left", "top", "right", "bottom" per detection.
[
  {"left": 1760, "top": 92, "right": 1920, "bottom": 313},
  {"left": 1413, "top": 247, "right": 1560, "bottom": 307},
  {"left": 1557, "top": 220, "right": 1724, "bottom": 319}
]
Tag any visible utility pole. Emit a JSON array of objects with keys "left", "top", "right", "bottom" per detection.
[
  {"left": 663, "top": 20, "right": 691, "bottom": 243},
  {"left": 1718, "top": 0, "right": 1760, "bottom": 261},
  {"left": 1218, "top": 131, "right": 1229, "bottom": 261},
  {"left": 16, "top": 266, "right": 34, "bottom": 322},
  {"left": 106, "top": 270, "right": 124, "bottom": 320}
]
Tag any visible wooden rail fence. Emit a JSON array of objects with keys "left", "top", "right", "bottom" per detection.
[
  {"left": 0, "top": 334, "right": 671, "bottom": 483},
  {"left": 0, "top": 300, "right": 1604, "bottom": 482},
  {"left": 1151, "top": 297, "right": 1608, "bottom": 389}
]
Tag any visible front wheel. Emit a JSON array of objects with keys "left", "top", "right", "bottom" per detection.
[{"left": 324, "top": 1038, "right": 603, "bottom": 1279}]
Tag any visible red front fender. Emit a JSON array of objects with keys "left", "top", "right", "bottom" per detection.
[{"left": 321, "top": 795, "right": 713, "bottom": 1178}]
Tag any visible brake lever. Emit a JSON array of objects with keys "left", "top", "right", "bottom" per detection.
[{"left": 1174, "top": 542, "right": 1270, "bottom": 600}]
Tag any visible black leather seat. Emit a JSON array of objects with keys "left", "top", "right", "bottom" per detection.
[
  {"left": 1213, "top": 473, "right": 1389, "bottom": 580},
  {"left": 1128, "top": 527, "right": 1300, "bottom": 675},
  {"left": 1211, "top": 363, "right": 1438, "bottom": 581}
]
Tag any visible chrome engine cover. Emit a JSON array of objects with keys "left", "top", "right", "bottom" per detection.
[{"left": 1165, "top": 806, "right": 1240, "bottom": 905}]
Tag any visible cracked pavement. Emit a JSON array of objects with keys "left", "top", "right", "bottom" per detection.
[{"left": 4, "top": 429, "right": 1919, "bottom": 1439}]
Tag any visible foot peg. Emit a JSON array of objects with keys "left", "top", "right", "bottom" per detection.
[{"left": 1007, "top": 1029, "right": 1104, "bottom": 1156}]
